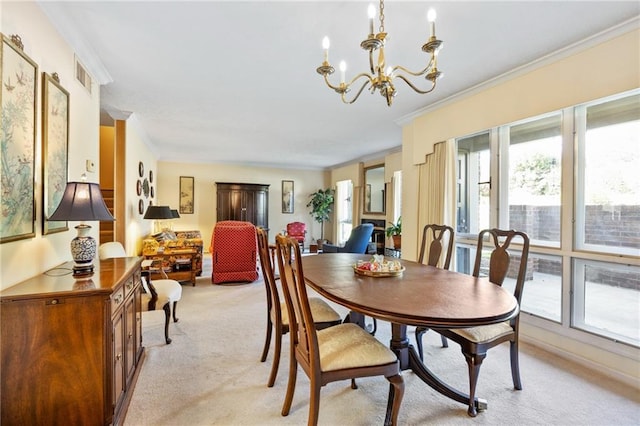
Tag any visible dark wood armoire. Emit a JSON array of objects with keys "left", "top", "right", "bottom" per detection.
[{"left": 215, "top": 182, "right": 269, "bottom": 231}]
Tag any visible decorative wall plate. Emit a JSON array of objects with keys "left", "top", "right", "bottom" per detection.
[
  {"left": 143, "top": 178, "right": 150, "bottom": 198},
  {"left": 149, "top": 170, "right": 153, "bottom": 183},
  {"left": 138, "top": 199, "right": 144, "bottom": 215},
  {"left": 138, "top": 161, "right": 144, "bottom": 178},
  {"left": 136, "top": 180, "right": 142, "bottom": 196}
]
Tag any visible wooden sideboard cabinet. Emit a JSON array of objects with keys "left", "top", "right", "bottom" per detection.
[
  {"left": 216, "top": 182, "right": 269, "bottom": 230},
  {"left": 0, "top": 257, "right": 144, "bottom": 426}
]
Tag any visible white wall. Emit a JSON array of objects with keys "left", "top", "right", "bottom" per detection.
[
  {"left": 156, "top": 161, "right": 329, "bottom": 251},
  {"left": 1, "top": 2, "right": 101, "bottom": 289}
]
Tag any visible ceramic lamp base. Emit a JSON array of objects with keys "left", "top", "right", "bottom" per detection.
[{"left": 71, "top": 224, "right": 97, "bottom": 277}]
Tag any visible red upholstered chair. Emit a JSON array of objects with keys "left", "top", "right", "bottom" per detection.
[
  {"left": 210, "top": 221, "right": 259, "bottom": 284},
  {"left": 286, "top": 222, "right": 306, "bottom": 247}
]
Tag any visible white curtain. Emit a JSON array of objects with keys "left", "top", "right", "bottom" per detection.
[{"left": 417, "top": 139, "right": 457, "bottom": 266}]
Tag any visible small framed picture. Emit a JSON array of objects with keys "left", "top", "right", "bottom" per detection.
[
  {"left": 179, "top": 176, "right": 194, "bottom": 214},
  {"left": 282, "top": 180, "right": 294, "bottom": 214}
]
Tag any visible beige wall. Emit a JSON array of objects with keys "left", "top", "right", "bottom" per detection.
[
  {"left": 123, "top": 117, "right": 158, "bottom": 255},
  {"left": 1, "top": 2, "right": 101, "bottom": 289},
  {"left": 156, "top": 162, "right": 329, "bottom": 252}
]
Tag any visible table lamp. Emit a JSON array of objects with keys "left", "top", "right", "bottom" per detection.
[
  {"left": 48, "top": 180, "right": 115, "bottom": 277},
  {"left": 144, "top": 205, "right": 173, "bottom": 233}
]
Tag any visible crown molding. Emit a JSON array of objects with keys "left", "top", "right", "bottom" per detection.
[
  {"left": 396, "top": 16, "right": 640, "bottom": 127},
  {"left": 37, "top": 1, "right": 113, "bottom": 85}
]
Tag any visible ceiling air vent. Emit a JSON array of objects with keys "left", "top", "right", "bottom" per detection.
[{"left": 75, "top": 56, "right": 92, "bottom": 94}]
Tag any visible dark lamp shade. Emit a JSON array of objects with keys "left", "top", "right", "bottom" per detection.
[
  {"left": 143, "top": 205, "right": 173, "bottom": 219},
  {"left": 171, "top": 209, "right": 180, "bottom": 219},
  {"left": 48, "top": 182, "right": 115, "bottom": 222}
]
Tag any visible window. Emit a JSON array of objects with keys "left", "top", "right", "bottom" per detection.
[
  {"left": 457, "top": 132, "right": 490, "bottom": 234},
  {"left": 573, "top": 260, "right": 640, "bottom": 346},
  {"left": 335, "top": 180, "right": 353, "bottom": 245},
  {"left": 392, "top": 170, "right": 402, "bottom": 224},
  {"left": 455, "top": 90, "right": 639, "bottom": 346},
  {"left": 575, "top": 93, "right": 640, "bottom": 256},
  {"left": 507, "top": 113, "right": 562, "bottom": 247}
]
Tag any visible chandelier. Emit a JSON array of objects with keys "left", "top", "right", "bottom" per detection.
[{"left": 316, "top": 0, "right": 443, "bottom": 106}]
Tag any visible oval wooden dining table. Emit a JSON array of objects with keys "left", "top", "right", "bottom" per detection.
[{"left": 301, "top": 253, "right": 519, "bottom": 416}]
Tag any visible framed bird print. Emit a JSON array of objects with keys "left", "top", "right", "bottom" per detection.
[
  {"left": 1, "top": 34, "right": 37, "bottom": 243},
  {"left": 42, "top": 72, "right": 69, "bottom": 235}
]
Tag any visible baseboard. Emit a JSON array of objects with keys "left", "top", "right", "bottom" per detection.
[{"left": 521, "top": 334, "right": 640, "bottom": 391}]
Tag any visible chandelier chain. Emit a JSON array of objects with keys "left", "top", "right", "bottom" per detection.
[{"left": 379, "top": 0, "right": 385, "bottom": 33}]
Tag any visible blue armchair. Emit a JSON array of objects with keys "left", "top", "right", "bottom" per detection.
[{"left": 322, "top": 223, "right": 374, "bottom": 253}]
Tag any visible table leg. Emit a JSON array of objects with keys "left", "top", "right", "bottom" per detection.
[{"left": 388, "top": 323, "right": 487, "bottom": 412}]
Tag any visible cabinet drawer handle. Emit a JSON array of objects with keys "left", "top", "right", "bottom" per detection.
[{"left": 116, "top": 353, "right": 122, "bottom": 361}]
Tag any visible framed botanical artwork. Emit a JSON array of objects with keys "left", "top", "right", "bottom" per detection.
[
  {"left": 42, "top": 72, "right": 69, "bottom": 234},
  {"left": 179, "top": 176, "right": 194, "bottom": 214},
  {"left": 282, "top": 180, "right": 294, "bottom": 214},
  {"left": 1, "top": 34, "right": 37, "bottom": 243}
]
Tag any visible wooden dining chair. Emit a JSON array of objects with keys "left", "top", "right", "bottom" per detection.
[
  {"left": 256, "top": 228, "right": 342, "bottom": 388},
  {"left": 414, "top": 224, "right": 455, "bottom": 359},
  {"left": 99, "top": 242, "right": 182, "bottom": 344},
  {"left": 275, "top": 234, "right": 404, "bottom": 426},
  {"left": 434, "top": 228, "right": 530, "bottom": 417}
]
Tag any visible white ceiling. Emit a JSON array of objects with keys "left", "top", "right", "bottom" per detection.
[{"left": 39, "top": 1, "right": 639, "bottom": 170}]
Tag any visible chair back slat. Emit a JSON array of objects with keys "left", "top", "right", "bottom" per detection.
[
  {"left": 418, "top": 224, "right": 454, "bottom": 269},
  {"left": 275, "top": 234, "right": 319, "bottom": 370},
  {"left": 473, "top": 228, "right": 530, "bottom": 304},
  {"left": 257, "top": 228, "right": 279, "bottom": 325}
]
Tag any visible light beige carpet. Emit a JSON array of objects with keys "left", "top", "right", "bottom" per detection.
[{"left": 124, "top": 259, "right": 639, "bottom": 425}]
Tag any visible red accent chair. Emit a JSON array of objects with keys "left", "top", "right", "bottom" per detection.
[
  {"left": 210, "top": 221, "right": 259, "bottom": 284},
  {"left": 286, "top": 222, "right": 306, "bottom": 247}
]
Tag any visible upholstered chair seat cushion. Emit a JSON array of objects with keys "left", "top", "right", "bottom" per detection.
[
  {"left": 448, "top": 321, "right": 513, "bottom": 343},
  {"left": 152, "top": 279, "right": 183, "bottom": 303},
  {"left": 317, "top": 323, "right": 398, "bottom": 371},
  {"left": 141, "top": 293, "right": 171, "bottom": 312},
  {"left": 275, "top": 297, "right": 342, "bottom": 327},
  {"left": 140, "top": 276, "right": 182, "bottom": 311}
]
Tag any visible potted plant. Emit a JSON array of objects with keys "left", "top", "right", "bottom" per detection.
[
  {"left": 306, "top": 188, "right": 335, "bottom": 248},
  {"left": 385, "top": 216, "right": 402, "bottom": 250}
]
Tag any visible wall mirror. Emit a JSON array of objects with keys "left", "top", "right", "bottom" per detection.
[{"left": 364, "top": 164, "right": 385, "bottom": 214}]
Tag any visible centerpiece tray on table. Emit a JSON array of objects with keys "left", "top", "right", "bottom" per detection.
[{"left": 353, "top": 255, "right": 405, "bottom": 277}]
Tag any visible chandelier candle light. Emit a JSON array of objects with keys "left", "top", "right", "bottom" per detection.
[{"left": 317, "top": 0, "right": 443, "bottom": 106}]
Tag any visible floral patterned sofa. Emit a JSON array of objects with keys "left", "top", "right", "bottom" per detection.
[{"left": 142, "top": 230, "right": 203, "bottom": 276}]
